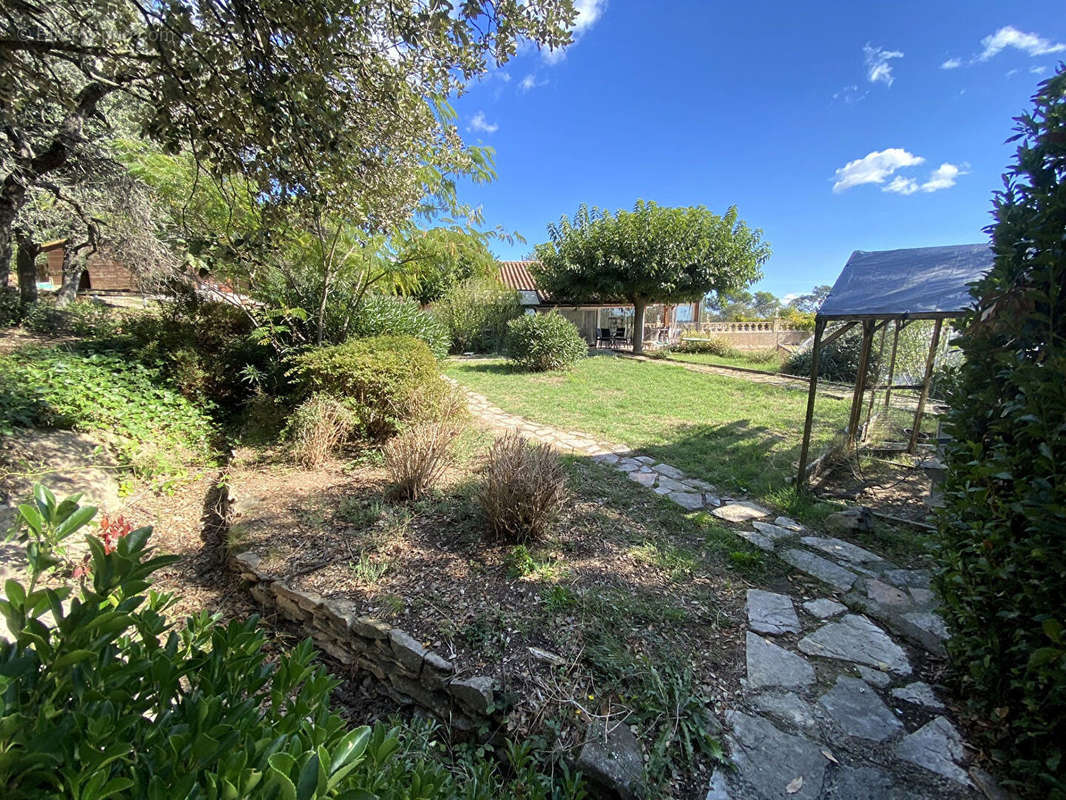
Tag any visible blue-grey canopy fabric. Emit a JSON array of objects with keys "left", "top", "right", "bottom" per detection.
[{"left": 818, "top": 244, "right": 994, "bottom": 319}]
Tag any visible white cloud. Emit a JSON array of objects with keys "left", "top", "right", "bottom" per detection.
[
  {"left": 882, "top": 162, "right": 967, "bottom": 195},
  {"left": 542, "top": 0, "right": 607, "bottom": 64},
  {"left": 941, "top": 58, "right": 962, "bottom": 70},
  {"left": 864, "top": 44, "right": 904, "bottom": 86},
  {"left": 883, "top": 176, "right": 919, "bottom": 195},
  {"left": 1031, "top": 65, "right": 1048, "bottom": 75},
  {"left": 832, "top": 148, "right": 924, "bottom": 193},
  {"left": 573, "top": 0, "right": 607, "bottom": 34},
  {"left": 833, "top": 84, "right": 868, "bottom": 104},
  {"left": 519, "top": 73, "right": 546, "bottom": 92},
  {"left": 467, "top": 111, "right": 498, "bottom": 134},
  {"left": 920, "top": 162, "right": 966, "bottom": 192},
  {"left": 979, "top": 25, "right": 1066, "bottom": 61}
]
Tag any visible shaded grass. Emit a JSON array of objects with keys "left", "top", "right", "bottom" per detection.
[
  {"left": 446, "top": 355, "right": 851, "bottom": 505},
  {"left": 668, "top": 350, "right": 786, "bottom": 372}
]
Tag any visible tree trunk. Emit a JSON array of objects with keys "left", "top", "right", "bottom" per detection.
[
  {"left": 16, "top": 234, "right": 39, "bottom": 305},
  {"left": 55, "top": 247, "right": 84, "bottom": 307},
  {"left": 632, "top": 299, "right": 647, "bottom": 355},
  {"left": 0, "top": 234, "right": 10, "bottom": 290},
  {"left": 0, "top": 80, "right": 114, "bottom": 296}
]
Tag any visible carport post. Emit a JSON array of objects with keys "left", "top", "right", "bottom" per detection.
[
  {"left": 796, "top": 317, "right": 827, "bottom": 490},
  {"left": 846, "top": 320, "right": 875, "bottom": 447},
  {"left": 907, "top": 318, "right": 944, "bottom": 454},
  {"left": 882, "top": 319, "right": 903, "bottom": 411}
]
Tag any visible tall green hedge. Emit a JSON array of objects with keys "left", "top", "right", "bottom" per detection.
[{"left": 936, "top": 68, "right": 1066, "bottom": 796}]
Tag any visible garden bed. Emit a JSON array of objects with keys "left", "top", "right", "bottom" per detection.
[{"left": 226, "top": 434, "right": 776, "bottom": 795}]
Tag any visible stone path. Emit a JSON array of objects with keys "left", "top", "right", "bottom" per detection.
[{"left": 450, "top": 379, "right": 996, "bottom": 800}]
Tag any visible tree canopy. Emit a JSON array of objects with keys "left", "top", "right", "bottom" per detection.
[
  {"left": 533, "top": 201, "right": 770, "bottom": 352},
  {"left": 1, "top": 0, "right": 576, "bottom": 288}
]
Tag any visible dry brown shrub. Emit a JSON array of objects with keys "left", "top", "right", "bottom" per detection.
[
  {"left": 285, "top": 393, "right": 353, "bottom": 468},
  {"left": 383, "top": 387, "right": 468, "bottom": 500},
  {"left": 478, "top": 431, "right": 566, "bottom": 542}
]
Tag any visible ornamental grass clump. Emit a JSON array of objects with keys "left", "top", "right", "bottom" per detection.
[
  {"left": 383, "top": 389, "right": 468, "bottom": 501},
  {"left": 478, "top": 432, "right": 566, "bottom": 543},
  {"left": 284, "top": 392, "right": 353, "bottom": 468}
]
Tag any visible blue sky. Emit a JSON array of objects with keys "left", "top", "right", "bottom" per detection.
[{"left": 451, "top": 1, "right": 1065, "bottom": 300}]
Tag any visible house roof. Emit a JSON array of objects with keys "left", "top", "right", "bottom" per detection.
[
  {"left": 497, "top": 260, "right": 551, "bottom": 302},
  {"left": 818, "top": 244, "right": 994, "bottom": 320}
]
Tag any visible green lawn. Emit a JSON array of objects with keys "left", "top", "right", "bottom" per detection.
[
  {"left": 666, "top": 350, "right": 786, "bottom": 373},
  {"left": 446, "top": 354, "right": 850, "bottom": 503}
]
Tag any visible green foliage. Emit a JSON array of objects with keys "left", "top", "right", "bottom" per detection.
[
  {"left": 0, "top": 486, "right": 589, "bottom": 799},
  {"left": 675, "top": 333, "right": 742, "bottom": 358},
  {"left": 288, "top": 335, "right": 446, "bottom": 441},
  {"left": 935, "top": 67, "right": 1066, "bottom": 797},
  {"left": 20, "top": 299, "right": 119, "bottom": 338},
  {"left": 505, "top": 312, "right": 587, "bottom": 372},
  {"left": 0, "top": 346, "right": 215, "bottom": 473},
  {"left": 117, "top": 297, "right": 277, "bottom": 411},
  {"left": 349, "top": 294, "right": 450, "bottom": 359},
  {"left": 534, "top": 200, "right": 770, "bottom": 352},
  {"left": 783, "top": 325, "right": 881, "bottom": 383},
  {"left": 398, "top": 228, "right": 498, "bottom": 304},
  {"left": 434, "top": 277, "right": 523, "bottom": 353},
  {"left": 0, "top": 287, "right": 23, "bottom": 327},
  {"left": 776, "top": 306, "right": 816, "bottom": 330}
]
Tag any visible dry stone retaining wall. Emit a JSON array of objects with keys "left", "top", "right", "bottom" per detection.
[{"left": 225, "top": 488, "right": 501, "bottom": 733}]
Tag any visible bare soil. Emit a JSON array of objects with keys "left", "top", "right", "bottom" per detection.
[{"left": 227, "top": 439, "right": 760, "bottom": 794}]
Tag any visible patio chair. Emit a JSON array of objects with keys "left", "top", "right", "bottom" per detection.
[
  {"left": 596, "top": 328, "right": 613, "bottom": 347},
  {"left": 614, "top": 327, "right": 628, "bottom": 344}
]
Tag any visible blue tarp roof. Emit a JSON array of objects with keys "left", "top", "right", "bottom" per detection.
[{"left": 818, "top": 244, "right": 994, "bottom": 319}]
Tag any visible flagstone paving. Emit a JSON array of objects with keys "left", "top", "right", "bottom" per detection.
[{"left": 450, "top": 379, "right": 994, "bottom": 799}]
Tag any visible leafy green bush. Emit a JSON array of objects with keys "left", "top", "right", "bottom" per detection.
[
  {"left": 349, "top": 294, "right": 449, "bottom": 359},
  {"left": 0, "top": 346, "right": 215, "bottom": 473},
  {"left": 21, "top": 299, "right": 119, "bottom": 338},
  {"left": 433, "top": 278, "right": 522, "bottom": 353},
  {"left": 783, "top": 326, "right": 881, "bottom": 383},
  {"left": 936, "top": 69, "right": 1066, "bottom": 797},
  {"left": 675, "top": 334, "right": 741, "bottom": 358},
  {"left": 288, "top": 335, "right": 446, "bottom": 441},
  {"left": 119, "top": 297, "right": 276, "bottom": 412},
  {"left": 1, "top": 287, "right": 22, "bottom": 327},
  {"left": 0, "top": 486, "right": 589, "bottom": 800},
  {"left": 505, "top": 312, "right": 587, "bottom": 372}
]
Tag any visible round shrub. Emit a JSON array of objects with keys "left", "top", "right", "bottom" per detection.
[
  {"left": 349, "top": 294, "right": 449, "bottom": 359},
  {"left": 505, "top": 312, "right": 587, "bottom": 372},
  {"left": 287, "top": 335, "right": 446, "bottom": 441}
]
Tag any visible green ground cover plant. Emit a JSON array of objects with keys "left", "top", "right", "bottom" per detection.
[{"left": 0, "top": 346, "right": 216, "bottom": 475}]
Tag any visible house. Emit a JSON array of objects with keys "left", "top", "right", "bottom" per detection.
[
  {"left": 496, "top": 260, "right": 700, "bottom": 346},
  {"left": 39, "top": 239, "right": 139, "bottom": 292}
]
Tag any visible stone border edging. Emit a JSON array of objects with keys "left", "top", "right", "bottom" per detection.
[{"left": 222, "top": 484, "right": 503, "bottom": 733}]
